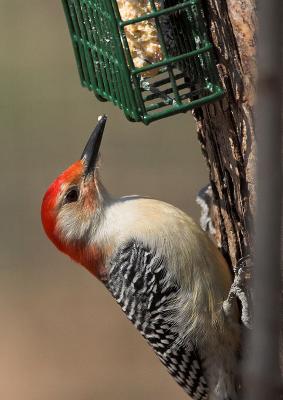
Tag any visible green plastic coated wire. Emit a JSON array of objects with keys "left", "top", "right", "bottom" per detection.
[{"left": 62, "top": 0, "right": 224, "bottom": 124}]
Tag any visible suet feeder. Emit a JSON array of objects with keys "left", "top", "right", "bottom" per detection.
[{"left": 62, "top": 0, "right": 224, "bottom": 124}]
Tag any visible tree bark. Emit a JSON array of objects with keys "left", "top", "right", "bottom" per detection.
[
  {"left": 194, "top": 0, "right": 256, "bottom": 269},
  {"left": 194, "top": 0, "right": 283, "bottom": 395}
]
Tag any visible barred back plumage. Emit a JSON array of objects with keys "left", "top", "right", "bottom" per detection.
[{"left": 105, "top": 240, "right": 208, "bottom": 400}]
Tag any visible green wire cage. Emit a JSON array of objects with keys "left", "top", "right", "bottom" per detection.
[{"left": 62, "top": 0, "right": 224, "bottom": 124}]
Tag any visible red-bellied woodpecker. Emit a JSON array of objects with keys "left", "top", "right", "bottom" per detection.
[{"left": 41, "top": 116, "right": 240, "bottom": 400}]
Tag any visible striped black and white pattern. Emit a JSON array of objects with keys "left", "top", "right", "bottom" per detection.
[{"left": 105, "top": 240, "right": 208, "bottom": 400}]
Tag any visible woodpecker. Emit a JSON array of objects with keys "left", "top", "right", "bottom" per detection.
[{"left": 41, "top": 116, "right": 240, "bottom": 400}]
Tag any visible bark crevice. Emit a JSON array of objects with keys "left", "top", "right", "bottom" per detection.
[{"left": 194, "top": 0, "right": 256, "bottom": 270}]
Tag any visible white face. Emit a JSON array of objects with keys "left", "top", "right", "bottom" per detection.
[{"left": 55, "top": 173, "right": 103, "bottom": 246}]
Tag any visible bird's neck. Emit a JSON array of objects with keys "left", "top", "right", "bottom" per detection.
[
  {"left": 52, "top": 232, "right": 106, "bottom": 280},
  {"left": 69, "top": 242, "right": 107, "bottom": 280}
]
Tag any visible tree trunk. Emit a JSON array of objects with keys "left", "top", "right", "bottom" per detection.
[
  {"left": 194, "top": 0, "right": 256, "bottom": 269},
  {"left": 194, "top": 0, "right": 283, "bottom": 396}
]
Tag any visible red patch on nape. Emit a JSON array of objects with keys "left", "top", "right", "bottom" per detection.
[
  {"left": 64, "top": 242, "right": 107, "bottom": 280},
  {"left": 41, "top": 160, "right": 83, "bottom": 245}
]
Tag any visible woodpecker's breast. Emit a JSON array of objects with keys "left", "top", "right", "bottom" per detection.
[{"left": 104, "top": 240, "right": 208, "bottom": 400}]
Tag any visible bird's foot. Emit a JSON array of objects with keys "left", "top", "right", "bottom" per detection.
[
  {"left": 196, "top": 184, "right": 216, "bottom": 235},
  {"left": 223, "top": 255, "right": 253, "bottom": 329}
]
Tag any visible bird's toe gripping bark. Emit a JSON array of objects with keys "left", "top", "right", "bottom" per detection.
[
  {"left": 196, "top": 184, "right": 216, "bottom": 235},
  {"left": 223, "top": 256, "right": 253, "bottom": 329}
]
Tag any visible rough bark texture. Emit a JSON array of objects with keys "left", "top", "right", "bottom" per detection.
[{"left": 194, "top": 0, "right": 256, "bottom": 269}]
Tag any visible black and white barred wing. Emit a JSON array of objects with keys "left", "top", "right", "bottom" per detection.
[{"left": 106, "top": 240, "right": 208, "bottom": 400}]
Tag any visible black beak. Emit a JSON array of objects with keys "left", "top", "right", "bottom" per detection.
[{"left": 81, "top": 115, "right": 107, "bottom": 176}]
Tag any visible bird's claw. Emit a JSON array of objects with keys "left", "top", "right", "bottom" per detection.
[{"left": 224, "top": 255, "right": 253, "bottom": 329}]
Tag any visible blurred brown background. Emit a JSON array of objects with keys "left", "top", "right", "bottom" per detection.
[{"left": 0, "top": 2, "right": 208, "bottom": 399}]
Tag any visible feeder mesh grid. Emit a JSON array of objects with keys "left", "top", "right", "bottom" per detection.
[{"left": 62, "top": 0, "right": 224, "bottom": 124}]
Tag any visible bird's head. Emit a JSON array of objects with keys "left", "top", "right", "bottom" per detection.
[{"left": 41, "top": 115, "right": 108, "bottom": 278}]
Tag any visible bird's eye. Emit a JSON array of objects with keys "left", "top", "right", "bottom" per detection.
[{"left": 64, "top": 187, "right": 79, "bottom": 204}]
